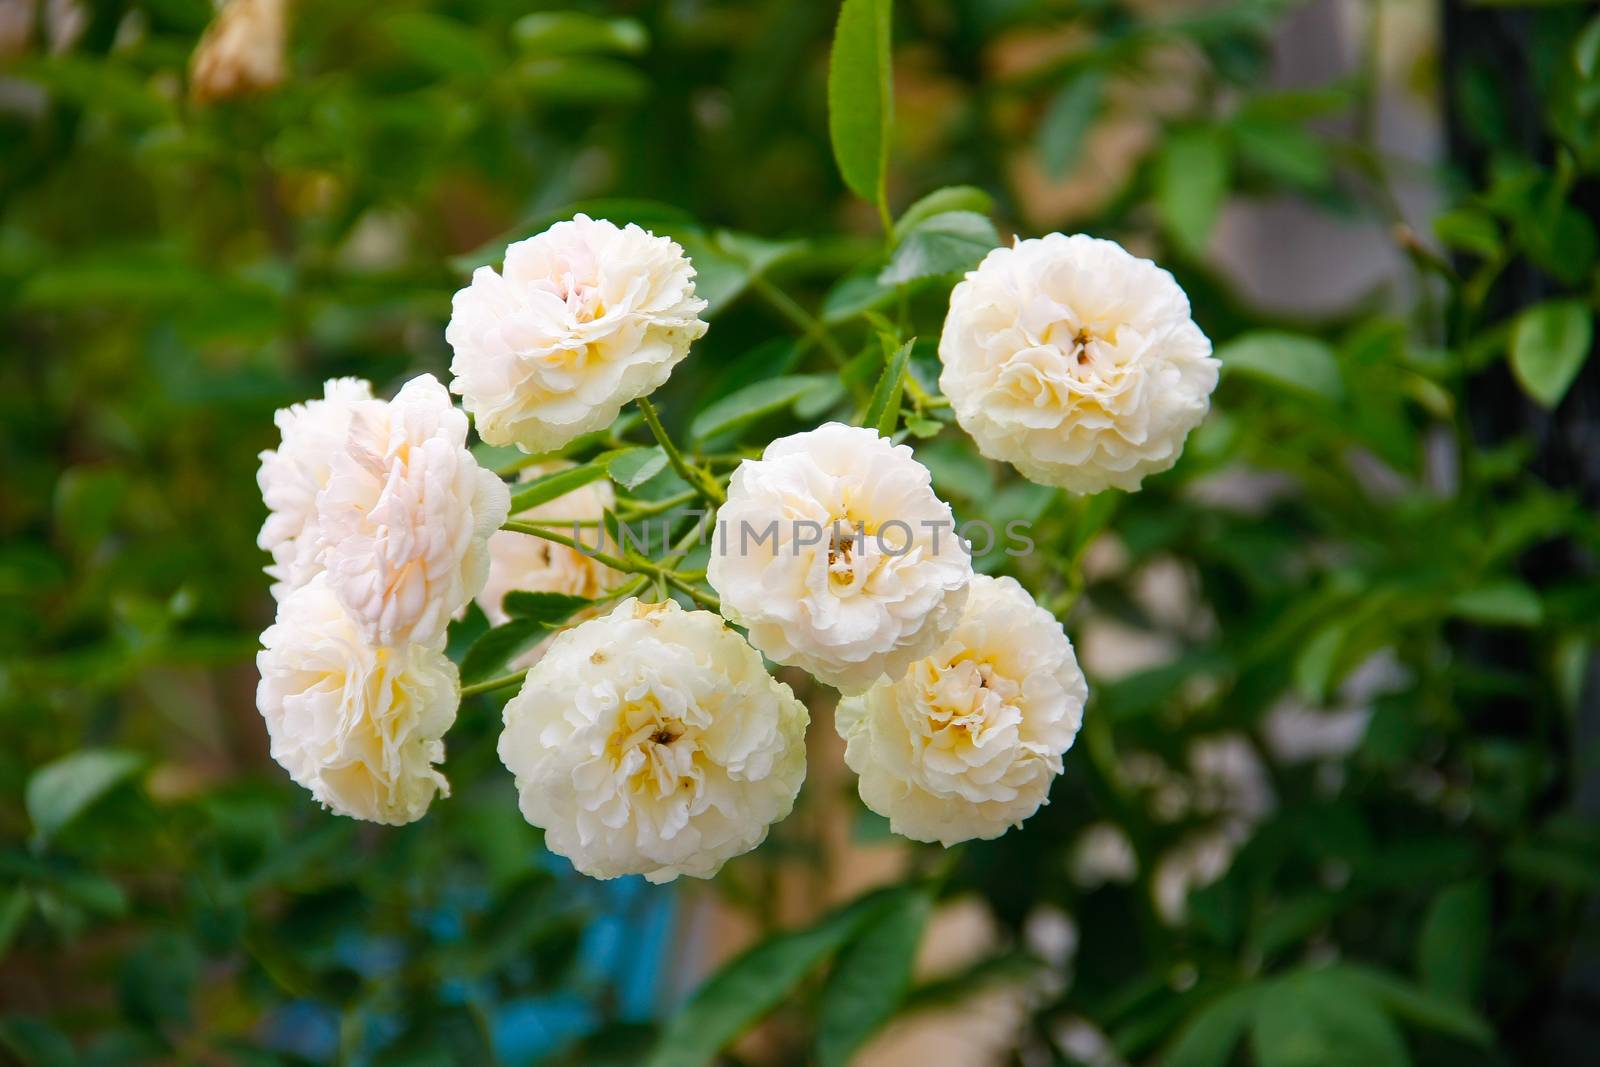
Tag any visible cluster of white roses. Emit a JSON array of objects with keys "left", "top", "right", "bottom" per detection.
[{"left": 254, "top": 212, "right": 1219, "bottom": 882}]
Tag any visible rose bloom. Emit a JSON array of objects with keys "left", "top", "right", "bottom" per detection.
[
  {"left": 477, "top": 463, "right": 620, "bottom": 626},
  {"left": 707, "top": 423, "right": 972, "bottom": 694},
  {"left": 446, "top": 214, "right": 709, "bottom": 453},
  {"left": 316, "top": 373, "right": 510, "bottom": 647},
  {"left": 256, "top": 576, "right": 457, "bottom": 826},
  {"left": 835, "top": 574, "right": 1087, "bottom": 845},
  {"left": 939, "top": 234, "right": 1218, "bottom": 493},
  {"left": 256, "top": 377, "right": 374, "bottom": 599},
  {"left": 498, "top": 598, "right": 808, "bottom": 883}
]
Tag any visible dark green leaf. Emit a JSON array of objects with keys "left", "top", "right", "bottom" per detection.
[
  {"left": 27, "top": 749, "right": 144, "bottom": 846},
  {"left": 0, "top": 1018, "right": 79, "bottom": 1067},
  {"left": 512, "top": 12, "right": 649, "bottom": 56},
  {"left": 863, "top": 338, "right": 915, "bottom": 437},
  {"left": 1418, "top": 881, "right": 1490, "bottom": 1005},
  {"left": 647, "top": 892, "right": 891, "bottom": 1067},
  {"left": 816, "top": 886, "right": 933, "bottom": 1067},
  {"left": 1038, "top": 70, "right": 1102, "bottom": 177},
  {"left": 1250, "top": 972, "right": 1409, "bottom": 1067},
  {"left": 1218, "top": 331, "right": 1344, "bottom": 402},
  {"left": 823, "top": 269, "right": 900, "bottom": 323},
  {"left": 1157, "top": 127, "right": 1230, "bottom": 256},
  {"left": 0, "top": 890, "right": 30, "bottom": 962},
  {"left": 1232, "top": 118, "right": 1331, "bottom": 188},
  {"left": 607, "top": 447, "right": 669, "bottom": 490},
  {"left": 878, "top": 211, "right": 999, "bottom": 286},
  {"left": 461, "top": 620, "right": 549, "bottom": 683},
  {"left": 1164, "top": 985, "right": 1262, "bottom": 1067},
  {"left": 893, "top": 186, "right": 995, "bottom": 242},
  {"left": 509, "top": 463, "right": 609, "bottom": 515},
  {"left": 381, "top": 13, "right": 499, "bottom": 79},
  {"left": 501, "top": 592, "right": 593, "bottom": 626},
  {"left": 1450, "top": 580, "right": 1543, "bottom": 627},
  {"left": 1327, "top": 964, "right": 1493, "bottom": 1046},
  {"left": 1433, "top": 209, "right": 1501, "bottom": 258},
  {"left": 513, "top": 57, "right": 650, "bottom": 105},
  {"left": 691, "top": 375, "right": 835, "bottom": 442},
  {"left": 1509, "top": 300, "right": 1592, "bottom": 408},
  {"left": 829, "top": 0, "right": 894, "bottom": 216}
]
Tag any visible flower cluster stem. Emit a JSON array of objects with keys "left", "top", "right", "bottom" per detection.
[
  {"left": 461, "top": 670, "right": 528, "bottom": 699},
  {"left": 637, "top": 396, "right": 725, "bottom": 505},
  {"left": 503, "top": 519, "right": 721, "bottom": 612}
]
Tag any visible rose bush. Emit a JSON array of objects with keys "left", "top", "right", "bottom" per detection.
[{"left": 7, "top": 1, "right": 1598, "bottom": 1065}]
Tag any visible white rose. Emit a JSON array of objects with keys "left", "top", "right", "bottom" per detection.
[
  {"left": 256, "top": 377, "right": 375, "bottom": 599},
  {"left": 939, "top": 234, "right": 1219, "bottom": 493},
  {"left": 835, "top": 574, "right": 1087, "bottom": 845},
  {"left": 476, "top": 463, "right": 620, "bottom": 627},
  {"left": 446, "top": 214, "right": 709, "bottom": 453},
  {"left": 256, "top": 576, "right": 457, "bottom": 825},
  {"left": 706, "top": 423, "right": 972, "bottom": 694},
  {"left": 498, "top": 598, "right": 808, "bottom": 883},
  {"left": 316, "top": 373, "right": 511, "bottom": 647}
]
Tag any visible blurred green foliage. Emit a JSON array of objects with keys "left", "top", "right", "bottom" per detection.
[{"left": 3, "top": 0, "right": 1600, "bottom": 1065}]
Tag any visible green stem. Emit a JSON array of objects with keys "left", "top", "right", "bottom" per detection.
[
  {"left": 504, "top": 520, "right": 722, "bottom": 611},
  {"left": 637, "top": 396, "right": 725, "bottom": 505},
  {"left": 460, "top": 670, "right": 528, "bottom": 699},
  {"left": 749, "top": 274, "right": 852, "bottom": 370}
]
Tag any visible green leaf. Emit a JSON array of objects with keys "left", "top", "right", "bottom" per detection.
[
  {"left": 0, "top": 889, "right": 30, "bottom": 962},
  {"left": 1293, "top": 622, "right": 1346, "bottom": 703},
  {"left": 460, "top": 620, "right": 549, "bottom": 683},
  {"left": 690, "top": 375, "right": 835, "bottom": 442},
  {"left": 1450, "top": 580, "right": 1543, "bottom": 627},
  {"left": 1433, "top": 208, "right": 1501, "bottom": 258},
  {"left": 513, "top": 57, "right": 650, "bottom": 105},
  {"left": 816, "top": 886, "right": 933, "bottom": 1067},
  {"left": 647, "top": 891, "right": 891, "bottom": 1067},
  {"left": 509, "top": 463, "right": 609, "bottom": 515},
  {"left": 878, "top": 211, "right": 999, "bottom": 286},
  {"left": 1326, "top": 964, "right": 1493, "bottom": 1046},
  {"left": 863, "top": 338, "right": 915, "bottom": 436},
  {"left": 893, "top": 186, "right": 994, "bottom": 242},
  {"left": 502, "top": 592, "right": 593, "bottom": 627},
  {"left": 1232, "top": 118, "right": 1330, "bottom": 189},
  {"left": 714, "top": 230, "right": 808, "bottom": 278},
  {"left": 1509, "top": 300, "right": 1592, "bottom": 408},
  {"left": 823, "top": 269, "right": 900, "bottom": 324},
  {"left": 381, "top": 12, "right": 499, "bottom": 80},
  {"left": 1157, "top": 127, "right": 1230, "bottom": 256},
  {"left": 0, "top": 1018, "right": 79, "bottom": 1067},
  {"left": 512, "top": 12, "right": 649, "bottom": 56},
  {"left": 607, "top": 447, "right": 668, "bottom": 490},
  {"left": 1218, "top": 331, "right": 1344, "bottom": 402},
  {"left": 828, "top": 0, "right": 894, "bottom": 219},
  {"left": 1164, "top": 985, "right": 1262, "bottom": 1067},
  {"left": 1577, "top": 14, "right": 1600, "bottom": 80},
  {"left": 1418, "top": 881, "right": 1491, "bottom": 1005},
  {"left": 1251, "top": 972, "right": 1409, "bottom": 1067},
  {"left": 1038, "top": 70, "right": 1103, "bottom": 177},
  {"left": 27, "top": 749, "right": 145, "bottom": 846}
]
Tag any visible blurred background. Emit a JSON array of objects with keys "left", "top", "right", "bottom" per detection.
[{"left": 3, "top": 0, "right": 1599, "bottom": 1065}]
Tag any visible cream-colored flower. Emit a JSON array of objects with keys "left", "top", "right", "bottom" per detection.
[
  {"left": 256, "top": 576, "right": 457, "bottom": 825},
  {"left": 498, "top": 598, "right": 808, "bottom": 883},
  {"left": 316, "top": 373, "right": 510, "bottom": 647},
  {"left": 446, "top": 214, "right": 708, "bottom": 453},
  {"left": 836, "top": 574, "right": 1086, "bottom": 845},
  {"left": 476, "top": 463, "right": 620, "bottom": 627},
  {"left": 707, "top": 423, "right": 972, "bottom": 693},
  {"left": 190, "top": 0, "right": 288, "bottom": 104},
  {"left": 939, "top": 234, "right": 1218, "bottom": 493},
  {"left": 256, "top": 377, "right": 375, "bottom": 599}
]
